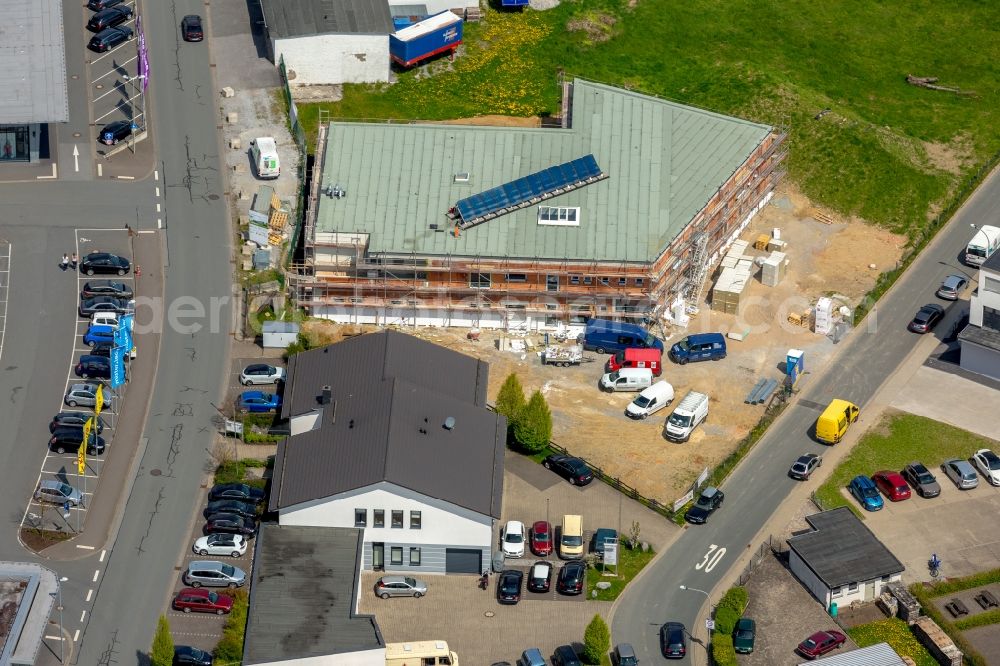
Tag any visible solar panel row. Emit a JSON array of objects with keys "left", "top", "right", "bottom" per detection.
[{"left": 455, "top": 154, "right": 603, "bottom": 223}]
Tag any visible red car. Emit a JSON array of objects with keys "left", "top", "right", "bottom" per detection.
[
  {"left": 872, "top": 471, "right": 911, "bottom": 501},
  {"left": 797, "top": 630, "right": 847, "bottom": 659},
  {"left": 530, "top": 520, "right": 552, "bottom": 556},
  {"left": 172, "top": 588, "right": 233, "bottom": 615}
]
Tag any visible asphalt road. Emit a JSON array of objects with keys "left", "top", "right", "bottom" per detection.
[{"left": 612, "top": 173, "right": 1000, "bottom": 662}]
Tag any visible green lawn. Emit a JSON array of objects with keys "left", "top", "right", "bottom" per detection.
[
  {"left": 846, "top": 618, "right": 938, "bottom": 666},
  {"left": 814, "top": 413, "right": 999, "bottom": 516},
  {"left": 586, "top": 542, "right": 656, "bottom": 601},
  {"left": 294, "top": 1, "right": 1000, "bottom": 234}
]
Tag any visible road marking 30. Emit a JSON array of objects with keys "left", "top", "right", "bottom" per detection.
[{"left": 696, "top": 544, "right": 727, "bottom": 573}]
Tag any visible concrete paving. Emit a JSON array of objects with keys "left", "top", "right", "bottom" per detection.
[{"left": 892, "top": 365, "right": 1000, "bottom": 441}]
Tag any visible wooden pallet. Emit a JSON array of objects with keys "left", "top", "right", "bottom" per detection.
[{"left": 810, "top": 209, "right": 834, "bottom": 225}]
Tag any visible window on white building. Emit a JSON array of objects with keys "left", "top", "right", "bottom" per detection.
[
  {"left": 410, "top": 547, "right": 421, "bottom": 566},
  {"left": 390, "top": 547, "right": 403, "bottom": 565},
  {"left": 354, "top": 509, "right": 367, "bottom": 527},
  {"left": 373, "top": 510, "right": 384, "bottom": 528},
  {"left": 391, "top": 510, "right": 404, "bottom": 528},
  {"left": 410, "top": 511, "right": 421, "bottom": 529},
  {"left": 831, "top": 587, "right": 842, "bottom": 598},
  {"left": 847, "top": 582, "right": 858, "bottom": 592}
]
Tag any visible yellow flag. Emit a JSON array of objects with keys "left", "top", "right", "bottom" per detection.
[
  {"left": 77, "top": 444, "right": 86, "bottom": 475},
  {"left": 95, "top": 384, "right": 104, "bottom": 415},
  {"left": 82, "top": 418, "right": 93, "bottom": 450}
]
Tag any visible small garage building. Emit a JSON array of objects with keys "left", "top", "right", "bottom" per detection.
[
  {"left": 261, "top": 0, "right": 394, "bottom": 85},
  {"left": 787, "top": 508, "right": 904, "bottom": 610}
]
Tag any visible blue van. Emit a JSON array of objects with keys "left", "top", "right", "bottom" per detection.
[
  {"left": 581, "top": 319, "right": 663, "bottom": 355},
  {"left": 668, "top": 333, "right": 727, "bottom": 364}
]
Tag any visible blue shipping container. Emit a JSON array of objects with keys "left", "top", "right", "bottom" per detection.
[
  {"left": 390, "top": 12, "right": 463, "bottom": 67},
  {"left": 501, "top": 0, "right": 530, "bottom": 6}
]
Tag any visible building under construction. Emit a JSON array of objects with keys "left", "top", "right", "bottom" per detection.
[{"left": 291, "top": 78, "right": 786, "bottom": 331}]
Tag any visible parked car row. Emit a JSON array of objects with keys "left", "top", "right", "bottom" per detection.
[
  {"left": 847, "top": 451, "right": 1000, "bottom": 512},
  {"left": 906, "top": 273, "right": 969, "bottom": 334}
]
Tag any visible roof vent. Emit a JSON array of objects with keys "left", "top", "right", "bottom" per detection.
[
  {"left": 443, "top": 416, "right": 456, "bottom": 430},
  {"left": 453, "top": 172, "right": 470, "bottom": 184},
  {"left": 349, "top": 419, "right": 355, "bottom": 429},
  {"left": 320, "top": 385, "right": 332, "bottom": 405}
]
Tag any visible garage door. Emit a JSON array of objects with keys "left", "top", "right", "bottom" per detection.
[{"left": 445, "top": 548, "right": 482, "bottom": 574}]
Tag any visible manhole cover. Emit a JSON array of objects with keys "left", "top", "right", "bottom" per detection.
[
  {"left": 484, "top": 610, "right": 495, "bottom": 618},
  {"left": 208, "top": 194, "right": 220, "bottom": 200},
  {"left": 150, "top": 469, "right": 162, "bottom": 476},
  {"left": 96, "top": 84, "right": 104, "bottom": 90},
  {"left": 73, "top": 132, "right": 81, "bottom": 138},
  {"left": 71, "top": 75, "right": 79, "bottom": 80}
]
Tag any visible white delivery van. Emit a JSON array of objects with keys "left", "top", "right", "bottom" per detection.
[
  {"left": 664, "top": 390, "right": 709, "bottom": 442},
  {"left": 249, "top": 137, "right": 280, "bottom": 179},
  {"left": 600, "top": 367, "right": 654, "bottom": 392},
  {"left": 625, "top": 380, "right": 674, "bottom": 419}
]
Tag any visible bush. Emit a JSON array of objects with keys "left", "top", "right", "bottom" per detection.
[
  {"left": 149, "top": 615, "right": 173, "bottom": 666},
  {"left": 582, "top": 614, "right": 610, "bottom": 665},
  {"left": 955, "top": 608, "right": 1000, "bottom": 630},
  {"left": 213, "top": 589, "right": 249, "bottom": 664},
  {"left": 711, "top": 633, "right": 737, "bottom": 666},
  {"left": 717, "top": 586, "right": 749, "bottom": 613},
  {"left": 513, "top": 390, "right": 553, "bottom": 453},
  {"left": 495, "top": 373, "right": 526, "bottom": 435},
  {"left": 714, "top": 604, "right": 740, "bottom": 635},
  {"left": 924, "top": 567, "right": 1000, "bottom": 597}
]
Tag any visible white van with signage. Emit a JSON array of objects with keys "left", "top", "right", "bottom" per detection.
[{"left": 249, "top": 137, "right": 280, "bottom": 179}]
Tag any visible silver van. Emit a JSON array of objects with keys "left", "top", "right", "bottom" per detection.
[
  {"left": 600, "top": 367, "right": 654, "bottom": 392},
  {"left": 35, "top": 480, "right": 84, "bottom": 506},
  {"left": 183, "top": 560, "right": 247, "bottom": 588}
]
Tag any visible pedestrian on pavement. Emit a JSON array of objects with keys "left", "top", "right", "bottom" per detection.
[
  {"left": 70, "top": 252, "right": 78, "bottom": 269},
  {"left": 60, "top": 253, "right": 69, "bottom": 271}
]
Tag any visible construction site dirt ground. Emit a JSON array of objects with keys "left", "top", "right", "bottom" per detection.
[{"left": 300, "top": 183, "right": 906, "bottom": 503}]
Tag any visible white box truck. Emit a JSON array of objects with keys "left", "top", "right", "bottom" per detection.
[
  {"left": 664, "top": 390, "right": 709, "bottom": 442},
  {"left": 249, "top": 137, "right": 280, "bottom": 179}
]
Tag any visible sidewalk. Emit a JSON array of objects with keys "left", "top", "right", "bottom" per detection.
[{"left": 40, "top": 231, "right": 164, "bottom": 559}]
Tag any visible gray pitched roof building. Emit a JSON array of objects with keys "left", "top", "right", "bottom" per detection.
[
  {"left": 243, "top": 525, "right": 383, "bottom": 664},
  {"left": 787, "top": 508, "right": 904, "bottom": 589},
  {"left": 261, "top": 0, "right": 394, "bottom": 38},
  {"left": 269, "top": 330, "right": 505, "bottom": 517}
]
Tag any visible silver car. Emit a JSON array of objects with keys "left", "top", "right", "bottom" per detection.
[
  {"left": 373, "top": 575, "right": 427, "bottom": 599},
  {"left": 239, "top": 364, "right": 285, "bottom": 386},
  {"left": 183, "top": 560, "right": 246, "bottom": 588},
  {"left": 941, "top": 458, "right": 979, "bottom": 490},
  {"left": 64, "top": 383, "right": 101, "bottom": 407},
  {"left": 35, "top": 480, "right": 84, "bottom": 506}
]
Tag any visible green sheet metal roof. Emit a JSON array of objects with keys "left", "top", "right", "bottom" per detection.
[{"left": 315, "top": 79, "right": 772, "bottom": 263}]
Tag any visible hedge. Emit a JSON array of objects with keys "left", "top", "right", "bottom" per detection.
[
  {"left": 954, "top": 608, "right": 1000, "bottom": 631},
  {"left": 213, "top": 589, "right": 249, "bottom": 664},
  {"left": 711, "top": 633, "right": 736, "bottom": 666},
  {"left": 923, "top": 567, "right": 1000, "bottom": 597},
  {"left": 714, "top": 605, "right": 740, "bottom": 636}
]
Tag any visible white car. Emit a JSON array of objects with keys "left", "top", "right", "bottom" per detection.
[
  {"left": 239, "top": 364, "right": 286, "bottom": 386},
  {"left": 501, "top": 520, "right": 525, "bottom": 558},
  {"left": 972, "top": 449, "right": 1000, "bottom": 486},
  {"left": 192, "top": 533, "right": 248, "bottom": 558}
]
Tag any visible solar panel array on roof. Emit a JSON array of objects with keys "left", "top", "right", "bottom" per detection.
[{"left": 454, "top": 154, "right": 605, "bottom": 229}]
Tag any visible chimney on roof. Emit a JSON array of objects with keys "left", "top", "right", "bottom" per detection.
[
  {"left": 320, "top": 386, "right": 332, "bottom": 405},
  {"left": 443, "top": 416, "right": 456, "bottom": 431}
]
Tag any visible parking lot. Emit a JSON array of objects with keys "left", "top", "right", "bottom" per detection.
[{"left": 22, "top": 229, "right": 136, "bottom": 535}]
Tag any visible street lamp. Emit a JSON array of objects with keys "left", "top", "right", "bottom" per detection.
[
  {"left": 679, "top": 585, "right": 711, "bottom": 653},
  {"left": 57, "top": 576, "right": 68, "bottom": 664}
]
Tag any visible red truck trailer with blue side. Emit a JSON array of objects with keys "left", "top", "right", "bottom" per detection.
[{"left": 389, "top": 11, "right": 463, "bottom": 68}]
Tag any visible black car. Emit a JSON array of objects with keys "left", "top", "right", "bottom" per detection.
[
  {"left": 76, "top": 355, "right": 113, "bottom": 379},
  {"left": 87, "top": 25, "right": 133, "bottom": 53},
  {"left": 204, "top": 500, "right": 257, "bottom": 521},
  {"left": 49, "top": 427, "right": 106, "bottom": 455},
  {"left": 50, "top": 412, "right": 106, "bottom": 434},
  {"left": 203, "top": 513, "right": 257, "bottom": 538},
  {"left": 80, "top": 295, "right": 133, "bottom": 317},
  {"left": 87, "top": 0, "right": 123, "bottom": 10},
  {"left": 87, "top": 4, "right": 133, "bottom": 31},
  {"left": 496, "top": 570, "right": 523, "bottom": 605},
  {"left": 208, "top": 483, "right": 266, "bottom": 504},
  {"left": 908, "top": 303, "right": 945, "bottom": 334},
  {"left": 526, "top": 561, "right": 552, "bottom": 593},
  {"left": 542, "top": 454, "right": 594, "bottom": 486},
  {"left": 556, "top": 560, "right": 586, "bottom": 595},
  {"left": 173, "top": 645, "right": 213, "bottom": 666},
  {"left": 81, "top": 252, "right": 131, "bottom": 276},
  {"left": 684, "top": 486, "right": 724, "bottom": 524},
  {"left": 181, "top": 15, "right": 204, "bottom": 41},
  {"left": 97, "top": 120, "right": 133, "bottom": 147},
  {"left": 552, "top": 645, "right": 583, "bottom": 666},
  {"left": 659, "top": 622, "right": 687, "bottom": 659},
  {"left": 81, "top": 280, "right": 133, "bottom": 300}
]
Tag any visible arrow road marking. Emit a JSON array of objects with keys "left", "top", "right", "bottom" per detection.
[{"left": 73, "top": 145, "right": 80, "bottom": 173}]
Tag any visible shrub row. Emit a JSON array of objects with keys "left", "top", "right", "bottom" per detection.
[
  {"left": 213, "top": 589, "right": 250, "bottom": 664},
  {"left": 923, "top": 567, "right": 1000, "bottom": 597},
  {"left": 709, "top": 586, "right": 750, "bottom": 666}
]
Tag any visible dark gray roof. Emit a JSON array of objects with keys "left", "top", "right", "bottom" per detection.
[
  {"left": 243, "top": 525, "right": 383, "bottom": 664},
  {"left": 262, "top": 0, "right": 394, "bottom": 38},
  {"left": 271, "top": 330, "right": 504, "bottom": 518},
  {"left": 983, "top": 247, "right": 1000, "bottom": 273},
  {"left": 787, "top": 508, "right": 904, "bottom": 589},
  {"left": 960, "top": 322, "right": 1000, "bottom": 351},
  {"left": 0, "top": 2, "right": 69, "bottom": 123}
]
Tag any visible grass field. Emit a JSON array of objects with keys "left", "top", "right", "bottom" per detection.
[
  {"left": 847, "top": 618, "right": 938, "bottom": 666},
  {"left": 586, "top": 543, "right": 655, "bottom": 601},
  {"left": 294, "top": 1, "right": 1000, "bottom": 234},
  {"left": 814, "top": 412, "right": 998, "bottom": 515}
]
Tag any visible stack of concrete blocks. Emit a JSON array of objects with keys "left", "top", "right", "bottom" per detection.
[
  {"left": 814, "top": 297, "right": 834, "bottom": 335},
  {"left": 712, "top": 241, "right": 755, "bottom": 314},
  {"left": 761, "top": 251, "right": 788, "bottom": 287},
  {"left": 913, "top": 616, "right": 962, "bottom": 666}
]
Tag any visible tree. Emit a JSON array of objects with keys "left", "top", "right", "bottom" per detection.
[
  {"left": 495, "top": 373, "right": 526, "bottom": 428},
  {"left": 150, "top": 615, "right": 173, "bottom": 666},
  {"left": 582, "top": 613, "right": 611, "bottom": 664},
  {"left": 628, "top": 520, "right": 641, "bottom": 549},
  {"left": 513, "top": 390, "right": 552, "bottom": 453}
]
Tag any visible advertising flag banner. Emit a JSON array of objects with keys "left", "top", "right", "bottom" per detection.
[
  {"left": 114, "top": 321, "right": 128, "bottom": 349},
  {"left": 110, "top": 346, "right": 126, "bottom": 389},
  {"left": 95, "top": 384, "right": 104, "bottom": 415},
  {"left": 78, "top": 457, "right": 85, "bottom": 476},
  {"left": 120, "top": 314, "right": 134, "bottom": 352},
  {"left": 82, "top": 418, "right": 93, "bottom": 450},
  {"left": 137, "top": 16, "right": 149, "bottom": 91},
  {"left": 77, "top": 440, "right": 86, "bottom": 474}
]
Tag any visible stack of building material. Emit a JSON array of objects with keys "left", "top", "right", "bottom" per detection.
[
  {"left": 814, "top": 297, "right": 834, "bottom": 335},
  {"left": 761, "top": 251, "right": 788, "bottom": 287},
  {"left": 712, "top": 241, "right": 755, "bottom": 313}
]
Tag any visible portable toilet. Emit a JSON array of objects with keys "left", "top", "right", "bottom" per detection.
[{"left": 786, "top": 349, "right": 804, "bottom": 385}]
